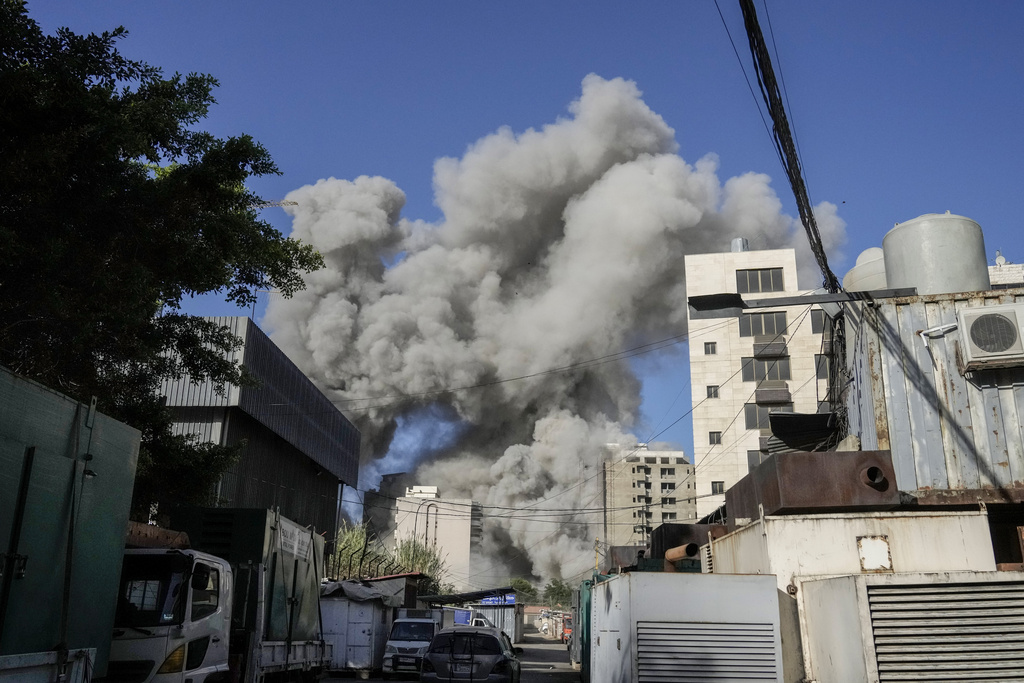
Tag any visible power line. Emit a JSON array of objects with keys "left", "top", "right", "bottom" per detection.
[{"left": 737, "top": 0, "right": 841, "bottom": 292}]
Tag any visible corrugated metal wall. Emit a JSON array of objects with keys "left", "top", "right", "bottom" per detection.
[
  {"left": 236, "top": 319, "right": 359, "bottom": 484},
  {"left": 160, "top": 316, "right": 247, "bottom": 408},
  {"left": 846, "top": 291, "right": 1024, "bottom": 498},
  {"left": 162, "top": 317, "right": 360, "bottom": 485},
  {"left": 217, "top": 410, "right": 341, "bottom": 535}
]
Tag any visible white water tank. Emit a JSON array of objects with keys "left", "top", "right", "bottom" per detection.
[
  {"left": 843, "top": 247, "right": 888, "bottom": 292},
  {"left": 882, "top": 212, "right": 990, "bottom": 295}
]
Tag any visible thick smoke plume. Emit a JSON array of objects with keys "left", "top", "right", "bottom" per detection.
[{"left": 265, "top": 75, "right": 845, "bottom": 584}]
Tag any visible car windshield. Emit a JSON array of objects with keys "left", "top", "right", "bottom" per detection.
[
  {"left": 390, "top": 621, "right": 435, "bottom": 641},
  {"left": 429, "top": 633, "right": 502, "bottom": 655},
  {"left": 114, "top": 553, "right": 191, "bottom": 627}
]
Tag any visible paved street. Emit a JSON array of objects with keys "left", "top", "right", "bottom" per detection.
[{"left": 325, "top": 626, "right": 578, "bottom": 683}]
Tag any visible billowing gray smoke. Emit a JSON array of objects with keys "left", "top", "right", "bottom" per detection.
[{"left": 265, "top": 75, "right": 845, "bottom": 584}]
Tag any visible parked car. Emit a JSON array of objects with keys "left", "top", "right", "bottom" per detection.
[{"left": 420, "top": 626, "right": 523, "bottom": 682}]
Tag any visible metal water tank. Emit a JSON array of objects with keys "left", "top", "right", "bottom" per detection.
[
  {"left": 843, "top": 247, "right": 888, "bottom": 292},
  {"left": 731, "top": 237, "right": 749, "bottom": 253},
  {"left": 882, "top": 212, "right": 990, "bottom": 295}
]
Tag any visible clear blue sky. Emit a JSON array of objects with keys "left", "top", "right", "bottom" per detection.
[{"left": 30, "top": 1, "right": 1024, "bottom": 455}]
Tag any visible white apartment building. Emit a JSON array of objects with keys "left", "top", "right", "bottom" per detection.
[
  {"left": 602, "top": 444, "right": 695, "bottom": 547},
  {"left": 685, "top": 246, "right": 828, "bottom": 519},
  {"left": 393, "top": 486, "right": 483, "bottom": 592}
]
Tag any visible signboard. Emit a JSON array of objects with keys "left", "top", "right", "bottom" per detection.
[{"left": 479, "top": 594, "right": 515, "bottom": 605}]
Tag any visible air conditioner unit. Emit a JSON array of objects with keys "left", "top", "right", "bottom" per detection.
[{"left": 957, "top": 303, "right": 1024, "bottom": 370}]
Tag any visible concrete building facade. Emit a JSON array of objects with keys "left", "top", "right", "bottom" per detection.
[
  {"left": 393, "top": 486, "right": 483, "bottom": 592},
  {"left": 685, "top": 248, "right": 828, "bottom": 519},
  {"left": 602, "top": 444, "right": 695, "bottom": 547}
]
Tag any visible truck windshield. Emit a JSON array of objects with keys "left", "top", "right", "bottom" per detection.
[
  {"left": 114, "top": 553, "right": 191, "bottom": 628},
  {"left": 390, "top": 621, "right": 435, "bottom": 642}
]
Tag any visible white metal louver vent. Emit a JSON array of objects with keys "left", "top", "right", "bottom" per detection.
[
  {"left": 958, "top": 304, "right": 1024, "bottom": 369},
  {"left": 636, "top": 621, "right": 778, "bottom": 682},
  {"left": 700, "top": 543, "right": 714, "bottom": 573},
  {"left": 867, "top": 581, "right": 1024, "bottom": 682}
]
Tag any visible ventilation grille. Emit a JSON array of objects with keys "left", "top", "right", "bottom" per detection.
[
  {"left": 867, "top": 581, "right": 1024, "bottom": 682},
  {"left": 700, "top": 543, "right": 714, "bottom": 573},
  {"left": 636, "top": 621, "right": 778, "bottom": 682}
]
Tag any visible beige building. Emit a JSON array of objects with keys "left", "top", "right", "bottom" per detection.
[
  {"left": 393, "top": 486, "right": 483, "bottom": 592},
  {"left": 685, "top": 246, "right": 828, "bottom": 520},
  {"left": 602, "top": 444, "right": 695, "bottom": 547}
]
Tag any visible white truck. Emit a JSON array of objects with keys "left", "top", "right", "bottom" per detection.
[
  {"left": 102, "top": 508, "right": 331, "bottom": 683},
  {"left": 381, "top": 608, "right": 458, "bottom": 678}
]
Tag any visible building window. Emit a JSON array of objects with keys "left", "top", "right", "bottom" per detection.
[
  {"left": 736, "top": 267, "right": 784, "bottom": 294},
  {"left": 706, "top": 385, "right": 720, "bottom": 398},
  {"left": 661, "top": 468, "right": 675, "bottom": 477},
  {"left": 645, "top": 457, "right": 655, "bottom": 464},
  {"left": 709, "top": 431, "right": 722, "bottom": 445},
  {"left": 741, "top": 357, "right": 791, "bottom": 382},
  {"left": 739, "top": 311, "right": 788, "bottom": 337},
  {"left": 747, "top": 450, "right": 764, "bottom": 473},
  {"left": 661, "top": 482, "right": 674, "bottom": 493},
  {"left": 661, "top": 497, "right": 676, "bottom": 506},
  {"left": 675, "top": 458, "right": 686, "bottom": 465},
  {"left": 811, "top": 309, "right": 830, "bottom": 334},
  {"left": 815, "top": 353, "right": 830, "bottom": 380},
  {"left": 662, "top": 512, "right": 677, "bottom": 521},
  {"left": 661, "top": 457, "right": 669, "bottom": 464},
  {"left": 704, "top": 341, "right": 717, "bottom": 355},
  {"left": 711, "top": 481, "right": 725, "bottom": 495},
  {"left": 744, "top": 403, "right": 794, "bottom": 430}
]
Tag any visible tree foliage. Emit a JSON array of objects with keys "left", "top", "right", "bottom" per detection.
[
  {"left": 0, "top": 2, "right": 322, "bottom": 515},
  {"left": 542, "top": 578, "right": 573, "bottom": 609},
  {"left": 330, "top": 523, "right": 456, "bottom": 596},
  {"left": 507, "top": 577, "right": 539, "bottom": 605}
]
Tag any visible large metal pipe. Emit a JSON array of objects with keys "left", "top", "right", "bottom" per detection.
[{"left": 664, "top": 543, "right": 700, "bottom": 562}]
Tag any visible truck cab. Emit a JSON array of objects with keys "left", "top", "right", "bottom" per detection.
[
  {"left": 105, "top": 549, "right": 231, "bottom": 683},
  {"left": 381, "top": 618, "right": 439, "bottom": 677}
]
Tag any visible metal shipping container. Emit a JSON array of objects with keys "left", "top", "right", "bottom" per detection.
[
  {"left": 798, "top": 571, "right": 1024, "bottom": 683},
  {"left": 712, "top": 510, "right": 997, "bottom": 589},
  {"left": 0, "top": 368, "right": 140, "bottom": 679},
  {"left": 844, "top": 292, "right": 1024, "bottom": 504},
  {"left": 320, "top": 595, "right": 391, "bottom": 675},
  {"left": 590, "top": 572, "right": 783, "bottom": 683},
  {"left": 710, "top": 510, "right": 997, "bottom": 683}
]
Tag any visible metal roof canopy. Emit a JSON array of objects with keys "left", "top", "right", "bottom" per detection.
[
  {"left": 687, "top": 287, "right": 917, "bottom": 319},
  {"left": 418, "top": 586, "right": 516, "bottom": 605}
]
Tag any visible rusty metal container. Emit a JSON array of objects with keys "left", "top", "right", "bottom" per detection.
[{"left": 725, "top": 451, "right": 899, "bottom": 529}]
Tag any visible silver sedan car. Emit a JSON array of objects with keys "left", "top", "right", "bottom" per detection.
[{"left": 420, "top": 626, "right": 523, "bottom": 682}]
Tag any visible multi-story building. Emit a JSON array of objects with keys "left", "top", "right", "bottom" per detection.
[
  {"left": 393, "top": 486, "right": 483, "bottom": 592},
  {"left": 160, "top": 316, "right": 360, "bottom": 535},
  {"left": 602, "top": 444, "right": 695, "bottom": 547},
  {"left": 685, "top": 246, "right": 828, "bottom": 520}
]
